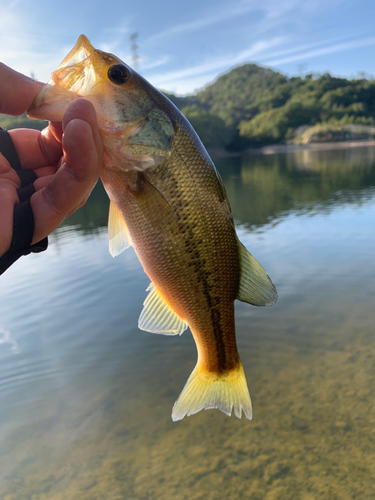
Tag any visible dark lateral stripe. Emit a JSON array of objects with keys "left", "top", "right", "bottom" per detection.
[
  {"left": 183, "top": 222, "right": 228, "bottom": 371},
  {"left": 210, "top": 307, "right": 227, "bottom": 372}
]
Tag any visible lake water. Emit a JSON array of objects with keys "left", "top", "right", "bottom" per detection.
[{"left": 0, "top": 146, "right": 375, "bottom": 499}]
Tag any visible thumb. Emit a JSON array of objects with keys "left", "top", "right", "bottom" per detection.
[{"left": 31, "top": 99, "right": 103, "bottom": 243}]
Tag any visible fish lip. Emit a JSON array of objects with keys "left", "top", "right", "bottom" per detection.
[
  {"left": 26, "top": 35, "right": 97, "bottom": 121},
  {"left": 48, "top": 35, "right": 101, "bottom": 97},
  {"left": 59, "top": 34, "right": 95, "bottom": 69}
]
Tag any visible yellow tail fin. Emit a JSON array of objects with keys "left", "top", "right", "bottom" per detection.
[{"left": 171, "top": 361, "right": 252, "bottom": 421}]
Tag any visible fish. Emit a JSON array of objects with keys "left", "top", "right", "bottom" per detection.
[{"left": 27, "top": 35, "right": 277, "bottom": 421}]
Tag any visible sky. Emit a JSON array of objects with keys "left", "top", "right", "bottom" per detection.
[{"left": 0, "top": 0, "right": 374, "bottom": 95}]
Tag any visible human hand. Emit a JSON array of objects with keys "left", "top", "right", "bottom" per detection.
[{"left": 0, "top": 63, "right": 103, "bottom": 264}]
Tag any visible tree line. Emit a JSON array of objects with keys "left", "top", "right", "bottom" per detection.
[{"left": 166, "top": 65, "right": 375, "bottom": 149}]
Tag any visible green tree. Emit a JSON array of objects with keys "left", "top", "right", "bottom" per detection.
[{"left": 181, "top": 105, "right": 233, "bottom": 147}]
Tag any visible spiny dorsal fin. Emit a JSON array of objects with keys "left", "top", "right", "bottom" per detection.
[
  {"left": 138, "top": 283, "right": 188, "bottom": 335},
  {"left": 237, "top": 241, "right": 278, "bottom": 306},
  {"left": 108, "top": 200, "right": 132, "bottom": 257}
]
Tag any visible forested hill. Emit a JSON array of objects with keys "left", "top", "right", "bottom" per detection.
[
  {"left": 165, "top": 64, "right": 375, "bottom": 149},
  {"left": 2, "top": 63, "right": 375, "bottom": 150}
]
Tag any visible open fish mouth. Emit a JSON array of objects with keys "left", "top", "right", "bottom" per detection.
[
  {"left": 27, "top": 35, "right": 105, "bottom": 121},
  {"left": 49, "top": 35, "right": 100, "bottom": 96}
]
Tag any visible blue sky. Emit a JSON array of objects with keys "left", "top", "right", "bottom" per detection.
[{"left": 0, "top": 0, "right": 374, "bottom": 95}]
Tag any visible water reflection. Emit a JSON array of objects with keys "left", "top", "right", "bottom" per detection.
[
  {"left": 218, "top": 147, "right": 375, "bottom": 227},
  {"left": 60, "top": 180, "right": 109, "bottom": 233},
  {"left": 0, "top": 146, "right": 375, "bottom": 499},
  {"left": 62, "top": 146, "right": 375, "bottom": 233}
]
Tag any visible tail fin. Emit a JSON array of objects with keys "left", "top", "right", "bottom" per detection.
[{"left": 171, "top": 361, "right": 252, "bottom": 421}]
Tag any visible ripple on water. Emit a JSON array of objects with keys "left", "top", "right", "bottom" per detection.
[{"left": 1, "top": 148, "right": 375, "bottom": 499}]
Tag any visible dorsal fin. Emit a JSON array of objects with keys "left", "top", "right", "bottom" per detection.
[
  {"left": 108, "top": 200, "right": 132, "bottom": 257},
  {"left": 237, "top": 241, "right": 277, "bottom": 306},
  {"left": 138, "top": 283, "right": 188, "bottom": 335}
]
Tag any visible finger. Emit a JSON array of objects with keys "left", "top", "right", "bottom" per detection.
[
  {"left": 30, "top": 102, "right": 103, "bottom": 243},
  {"left": 32, "top": 166, "right": 58, "bottom": 179},
  {"left": 0, "top": 63, "right": 44, "bottom": 116},
  {"left": 48, "top": 122, "right": 63, "bottom": 143},
  {"left": 33, "top": 175, "right": 54, "bottom": 191},
  {"left": 8, "top": 98, "right": 101, "bottom": 170},
  {"left": 0, "top": 183, "right": 19, "bottom": 256},
  {"left": 8, "top": 127, "right": 63, "bottom": 170},
  {"left": 62, "top": 99, "right": 102, "bottom": 152},
  {"left": 0, "top": 154, "right": 22, "bottom": 186}
]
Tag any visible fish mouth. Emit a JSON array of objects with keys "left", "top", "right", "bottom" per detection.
[
  {"left": 49, "top": 34, "right": 100, "bottom": 96},
  {"left": 27, "top": 35, "right": 102, "bottom": 121},
  {"left": 58, "top": 34, "right": 95, "bottom": 70}
]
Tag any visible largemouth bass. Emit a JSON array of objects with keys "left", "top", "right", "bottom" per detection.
[{"left": 28, "top": 35, "right": 277, "bottom": 421}]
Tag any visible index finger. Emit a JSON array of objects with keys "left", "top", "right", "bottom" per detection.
[
  {"left": 0, "top": 63, "right": 45, "bottom": 116},
  {"left": 30, "top": 100, "right": 103, "bottom": 244}
]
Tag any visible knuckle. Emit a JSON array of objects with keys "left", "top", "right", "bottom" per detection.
[{"left": 41, "top": 185, "right": 67, "bottom": 218}]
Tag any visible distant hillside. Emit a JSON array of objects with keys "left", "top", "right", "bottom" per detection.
[
  {"left": 2, "top": 63, "right": 375, "bottom": 151},
  {"left": 167, "top": 64, "right": 375, "bottom": 150}
]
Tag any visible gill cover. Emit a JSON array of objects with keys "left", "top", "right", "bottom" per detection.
[{"left": 127, "top": 108, "right": 174, "bottom": 157}]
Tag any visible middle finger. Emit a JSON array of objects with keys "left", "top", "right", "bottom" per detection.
[{"left": 9, "top": 127, "right": 62, "bottom": 169}]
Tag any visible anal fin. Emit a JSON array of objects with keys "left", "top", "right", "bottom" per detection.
[
  {"left": 237, "top": 241, "right": 277, "bottom": 306},
  {"left": 108, "top": 200, "right": 132, "bottom": 257},
  {"left": 138, "top": 283, "right": 188, "bottom": 335}
]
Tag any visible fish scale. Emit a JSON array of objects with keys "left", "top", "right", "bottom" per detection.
[
  {"left": 27, "top": 34, "right": 278, "bottom": 421},
  {"left": 103, "top": 124, "right": 243, "bottom": 376}
]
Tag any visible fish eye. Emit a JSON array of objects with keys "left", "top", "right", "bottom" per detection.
[{"left": 108, "top": 64, "right": 130, "bottom": 85}]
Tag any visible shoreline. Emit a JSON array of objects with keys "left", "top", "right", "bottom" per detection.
[{"left": 207, "top": 140, "right": 375, "bottom": 159}]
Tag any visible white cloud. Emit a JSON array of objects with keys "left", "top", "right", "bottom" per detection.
[
  {"left": 148, "top": 37, "right": 284, "bottom": 92},
  {"left": 140, "top": 0, "right": 339, "bottom": 93},
  {"left": 255, "top": 35, "right": 348, "bottom": 64},
  {"left": 97, "top": 21, "right": 133, "bottom": 55},
  {"left": 265, "top": 36, "right": 375, "bottom": 67},
  {"left": 0, "top": 0, "right": 373, "bottom": 97},
  {"left": 141, "top": 55, "right": 170, "bottom": 70},
  {"left": 157, "top": 72, "right": 220, "bottom": 95},
  {"left": 147, "top": 32, "right": 375, "bottom": 94},
  {"left": 145, "top": 0, "right": 328, "bottom": 49},
  {"left": 0, "top": 3, "right": 67, "bottom": 81},
  {"left": 144, "top": 2, "right": 261, "bottom": 44},
  {"left": 0, "top": 328, "right": 18, "bottom": 353}
]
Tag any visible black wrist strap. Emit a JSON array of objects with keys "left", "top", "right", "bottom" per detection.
[
  {"left": 0, "top": 128, "right": 22, "bottom": 170},
  {"left": 0, "top": 128, "right": 48, "bottom": 275}
]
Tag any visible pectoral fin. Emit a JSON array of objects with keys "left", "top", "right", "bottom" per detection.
[
  {"left": 129, "top": 173, "right": 181, "bottom": 239},
  {"left": 108, "top": 200, "right": 132, "bottom": 257},
  {"left": 138, "top": 283, "right": 188, "bottom": 335},
  {"left": 237, "top": 241, "right": 277, "bottom": 306}
]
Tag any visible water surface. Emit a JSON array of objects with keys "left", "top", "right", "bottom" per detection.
[{"left": 0, "top": 146, "right": 375, "bottom": 499}]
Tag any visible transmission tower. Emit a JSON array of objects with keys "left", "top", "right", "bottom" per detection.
[{"left": 129, "top": 33, "right": 140, "bottom": 71}]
